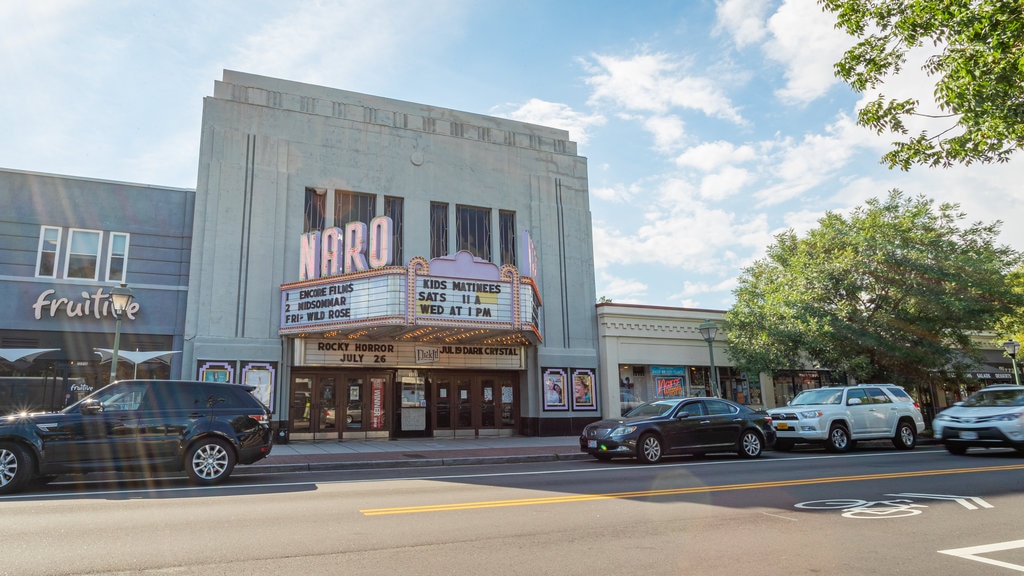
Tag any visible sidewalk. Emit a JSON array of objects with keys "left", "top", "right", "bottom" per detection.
[{"left": 235, "top": 435, "right": 588, "bottom": 475}]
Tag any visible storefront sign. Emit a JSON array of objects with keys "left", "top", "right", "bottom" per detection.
[
  {"left": 31, "top": 287, "right": 141, "bottom": 321},
  {"left": 302, "top": 339, "right": 525, "bottom": 370}
]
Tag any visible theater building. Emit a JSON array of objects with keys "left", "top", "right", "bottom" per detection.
[{"left": 182, "top": 71, "right": 599, "bottom": 439}]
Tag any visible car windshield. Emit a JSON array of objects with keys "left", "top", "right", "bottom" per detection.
[
  {"left": 624, "top": 400, "right": 678, "bottom": 418},
  {"left": 789, "top": 389, "right": 843, "bottom": 406},
  {"left": 962, "top": 388, "right": 1024, "bottom": 407}
]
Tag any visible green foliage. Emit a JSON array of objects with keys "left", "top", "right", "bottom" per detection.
[
  {"left": 725, "top": 190, "right": 1024, "bottom": 383},
  {"left": 992, "top": 266, "right": 1024, "bottom": 340},
  {"left": 821, "top": 0, "right": 1024, "bottom": 169}
]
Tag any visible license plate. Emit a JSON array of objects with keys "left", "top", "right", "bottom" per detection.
[
  {"left": 776, "top": 423, "right": 789, "bottom": 430},
  {"left": 959, "top": 431, "right": 978, "bottom": 440},
  {"left": 588, "top": 440, "right": 597, "bottom": 448}
]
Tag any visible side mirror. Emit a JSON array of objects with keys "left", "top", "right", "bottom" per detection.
[
  {"left": 847, "top": 398, "right": 862, "bottom": 406},
  {"left": 676, "top": 411, "right": 690, "bottom": 419},
  {"left": 79, "top": 401, "right": 102, "bottom": 415}
]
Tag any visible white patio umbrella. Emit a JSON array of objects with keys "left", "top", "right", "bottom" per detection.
[
  {"left": 0, "top": 348, "right": 59, "bottom": 364},
  {"left": 93, "top": 349, "right": 181, "bottom": 378}
]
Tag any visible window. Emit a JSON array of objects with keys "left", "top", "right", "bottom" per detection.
[
  {"left": 65, "top": 229, "right": 101, "bottom": 280},
  {"left": 106, "top": 233, "right": 130, "bottom": 282},
  {"left": 303, "top": 188, "right": 326, "bottom": 233},
  {"left": 384, "top": 196, "right": 404, "bottom": 265},
  {"left": 36, "top": 226, "right": 61, "bottom": 278},
  {"left": 335, "top": 191, "right": 375, "bottom": 228},
  {"left": 430, "top": 202, "right": 448, "bottom": 259},
  {"left": 456, "top": 205, "right": 491, "bottom": 261},
  {"left": 499, "top": 210, "right": 516, "bottom": 267}
]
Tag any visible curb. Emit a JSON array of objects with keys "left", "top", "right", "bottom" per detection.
[{"left": 234, "top": 451, "right": 591, "bottom": 475}]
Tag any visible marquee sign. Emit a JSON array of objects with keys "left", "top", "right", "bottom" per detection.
[{"left": 280, "top": 250, "right": 540, "bottom": 340}]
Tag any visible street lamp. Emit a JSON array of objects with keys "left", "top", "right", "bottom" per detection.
[
  {"left": 698, "top": 320, "right": 722, "bottom": 398},
  {"left": 1004, "top": 339, "right": 1021, "bottom": 386},
  {"left": 108, "top": 283, "right": 134, "bottom": 384}
]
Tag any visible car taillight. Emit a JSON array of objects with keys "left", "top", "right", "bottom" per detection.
[
  {"left": 914, "top": 402, "right": 920, "bottom": 409},
  {"left": 250, "top": 414, "right": 268, "bottom": 423},
  {"left": 765, "top": 416, "right": 773, "bottom": 425}
]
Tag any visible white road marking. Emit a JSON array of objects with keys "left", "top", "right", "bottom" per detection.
[{"left": 939, "top": 539, "right": 1024, "bottom": 572}]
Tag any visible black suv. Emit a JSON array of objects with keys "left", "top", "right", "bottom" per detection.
[{"left": 0, "top": 379, "right": 273, "bottom": 494}]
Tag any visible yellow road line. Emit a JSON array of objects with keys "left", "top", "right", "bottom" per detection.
[{"left": 360, "top": 463, "right": 1024, "bottom": 516}]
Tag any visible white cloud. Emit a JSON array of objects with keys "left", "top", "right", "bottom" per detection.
[
  {"left": 643, "top": 115, "right": 687, "bottom": 152},
  {"left": 675, "top": 141, "right": 758, "bottom": 171},
  {"left": 714, "top": 0, "right": 771, "bottom": 48},
  {"left": 700, "top": 166, "right": 754, "bottom": 201},
  {"left": 762, "top": 0, "right": 853, "bottom": 104},
  {"left": 584, "top": 52, "right": 744, "bottom": 124},
  {"left": 494, "top": 98, "right": 606, "bottom": 145}
]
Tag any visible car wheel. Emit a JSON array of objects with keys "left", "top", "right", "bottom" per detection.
[
  {"left": 825, "top": 424, "right": 851, "bottom": 453},
  {"left": 892, "top": 421, "right": 917, "bottom": 450},
  {"left": 946, "top": 444, "right": 968, "bottom": 455},
  {"left": 774, "top": 439, "right": 794, "bottom": 451},
  {"left": 185, "top": 438, "right": 237, "bottom": 485},
  {"left": 738, "top": 430, "right": 763, "bottom": 458},
  {"left": 636, "top": 433, "right": 663, "bottom": 464},
  {"left": 0, "top": 442, "right": 34, "bottom": 495}
]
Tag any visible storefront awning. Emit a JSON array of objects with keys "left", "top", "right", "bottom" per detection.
[{"left": 0, "top": 348, "right": 60, "bottom": 363}]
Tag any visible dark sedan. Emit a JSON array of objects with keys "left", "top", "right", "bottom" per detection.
[{"left": 580, "top": 397, "right": 775, "bottom": 463}]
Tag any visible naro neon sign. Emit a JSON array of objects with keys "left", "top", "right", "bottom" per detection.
[{"left": 299, "top": 216, "right": 393, "bottom": 281}]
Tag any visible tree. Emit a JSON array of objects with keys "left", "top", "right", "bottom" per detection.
[
  {"left": 725, "top": 190, "right": 1024, "bottom": 384},
  {"left": 993, "top": 265, "right": 1024, "bottom": 340},
  {"left": 821, "top": 0, "right": 1024, "bottom": 169}
]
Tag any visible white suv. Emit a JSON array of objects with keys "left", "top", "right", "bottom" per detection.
[
  {"left": 768, "top": 384, "right": 926, "bottom": 452},
  {"left": 932, "top": 385, "right": 1024, "bottom": 455}
]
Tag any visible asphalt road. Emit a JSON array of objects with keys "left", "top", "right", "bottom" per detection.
[{"left": 3, "top": 444, "right": 1023, "bottom": 576}]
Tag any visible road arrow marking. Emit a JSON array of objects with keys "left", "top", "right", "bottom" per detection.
[{"left": 888, "top": 492, "right": 993, "bottom": 510}]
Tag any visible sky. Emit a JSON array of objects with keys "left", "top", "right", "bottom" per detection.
[{"left": 4, "top": 0, "right": 1023, "bottom": 311}]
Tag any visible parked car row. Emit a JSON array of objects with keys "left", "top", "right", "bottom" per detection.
[
  {"left": 582, "top": 382, "right": 1024, "bottom": 464},
  {"left": 581, "top": 384, "right": 931, "bottom": 463},
  {"left": 0, "top": 379, "right": 273, "bottom": 495}
]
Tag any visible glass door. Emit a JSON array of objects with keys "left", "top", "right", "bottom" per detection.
[
  {"left": 315, "top": 377, "right": 337, "bottom": 435},
  {"left": 290, "top": 376, "right": 313, "bottom": 435},
  {"left": 456, "top": 378, "right": 473, "bottom": 429},
  {"left": 433, "top": 378, "right": 451, "bottom": 430}
]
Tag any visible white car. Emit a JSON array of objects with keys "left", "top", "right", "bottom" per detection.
[
  {"left": 932, "top": 385, "right": 1024, "bottom": 455},
  {"left": 768, "top": 384, "right": 926, "bottom": 452}
]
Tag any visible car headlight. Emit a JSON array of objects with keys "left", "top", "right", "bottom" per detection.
[
  {"left": 610, "top": 425, "right": 638, "bottom": 437},
  {"left": 799, "top": 410, "right": 823, "bottom": 419},
  {"left": 991, "top": 412, "right": 1024, "bottom": 422},
  {"left": 933, "top": 413, "right": 950, "bottom": 421}
]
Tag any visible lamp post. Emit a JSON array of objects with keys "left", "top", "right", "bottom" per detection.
[
  {"left": 1004, "top": 339, "right": 1021, "bottom": 386},
  {"left": 108, "top": 284, "right": 134, "bottom": 384},
  {"left": 698, "top": 320, "right": 722, "bottom": 398}
]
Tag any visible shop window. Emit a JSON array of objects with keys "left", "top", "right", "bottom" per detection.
[
  {"left": 384, "top": 195, "right": 404, "bottom": 265},
  {"left": 106, "top": 232, "right": 130, "bottom": 283},
  {"left": 36, "top": 226, "right": 61, "bottom": 278},
  {"left": 430, "top": 202, "right": 448, "bottom": 258},
  {"left": 65, "top": 229, "right": 101, "bottom": 280},
  {"left": 499, "top": 210, "right": 516, "bottom": 267},
  {"left": 456, "top": 205, "right": 491, "bottom": 261},
  {"left": 303, "top": 187, "right": 326, "bottom": 233}
]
